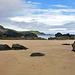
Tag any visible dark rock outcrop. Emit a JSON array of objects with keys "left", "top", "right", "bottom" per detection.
[
  {"left": 20, "top": 31, "right": 37, "bottom": 38},
  {"left": 1, "top": 30, "right": 22, "bottom": 37},
  {"left": 55, "top": 32, "right": 74, "bottom": 37},
  {"left": 30, "top": 53, "right": 45, "bottom": 57},
  {"left": 62, "top": 43, "right": 70, "bottom": 45},
  {"left": 0, "top": 44, "right": 12, "bottom": 50},
  {"left": 55, "top": 32, "right": 62, "bottom": 37},
  {"left": 72, "top": 41, "right": 75, "bottom": 52},
  {"left": 55, "top": 32, "right": 75, "bottom": 40},
  {"left": 12, "top": 44, "right": 28, "bottom": 50},
  {"left": 63, "top": 33, "right": 71, "bottom": 37}
]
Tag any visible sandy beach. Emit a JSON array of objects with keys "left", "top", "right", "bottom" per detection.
[{"left": 0, "top": 40, "right": 75, "bottom": 75}]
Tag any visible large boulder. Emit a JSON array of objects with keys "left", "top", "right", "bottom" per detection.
[
  {"left": 72, "top": 41, "right": 75, "bottom": 52},
  {"left": 12, "top": 44, "right": 28, "bottom": 50},
  {"left": 0, "top": 44, "right": 12, "bottom": 50},
  {"left": 30, "top": 52, "right": 45, "bottom": 57}
]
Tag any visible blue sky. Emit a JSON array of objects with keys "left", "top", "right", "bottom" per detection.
[
  {"left": 26, "top": 0, "right": 75, "bottom": 8},
  {"left": 0, "top": 0, "right": 75, "bottom": 34}
]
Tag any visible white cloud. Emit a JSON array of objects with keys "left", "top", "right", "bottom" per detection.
[
  {"left": 52, "top": 5, "right": 68, "bottom": 7},
  {"left": 27, "top": 1, "right": 41, "bottom": 4},
  {"left": 10, "top": 11, "right": 75, "bottom": 26},
  {"left": 49, "top": 28, "right": 67, "bottom": 31},
  {"left": 0, "top": 0, "right": 25, "bottom": 18}
]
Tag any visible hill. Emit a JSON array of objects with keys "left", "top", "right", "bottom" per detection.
[
  {"left": 29, "top": 30, "right": 45, "bottom": 34},
  {"left": 0, "top": 25, "right": 38, "bottom": 39}
]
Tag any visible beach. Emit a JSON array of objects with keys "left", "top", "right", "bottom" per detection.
[{"left": 0, "top": 40, "right": 75, "bottom": 75}]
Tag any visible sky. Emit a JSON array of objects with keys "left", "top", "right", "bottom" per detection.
[{"left": 0, "top": 0, "right": 75, "bottom": 34}]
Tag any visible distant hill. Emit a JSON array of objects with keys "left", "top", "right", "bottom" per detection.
[
  {"left": 29, "top": 30, "right": 45, "bottom": 34},
  {"left": 0, "top": 25, "right": 45, "bottom": 35},
  {"left": 19, "top": 31, "right": 45, "bottom": 35}
]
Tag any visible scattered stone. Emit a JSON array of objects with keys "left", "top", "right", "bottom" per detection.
[
  {"left": 12, "top": 44, "right": 28, "bottom": 50},
  {"left": 62, "top": 43, "right": 70, "bottom": 45},
  {"left": 0, "top": 44, "right": 12, "bottom": 50},
  {"left": 30, "top": 52, "right": 45, "bottom": 57},
  {"left": 72, "top": 41, "right": 75, "bottom": 52}
]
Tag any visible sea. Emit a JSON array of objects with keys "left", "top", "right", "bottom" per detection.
[{"left": 37, "top": 34, "right": 55, "bottom": 39}]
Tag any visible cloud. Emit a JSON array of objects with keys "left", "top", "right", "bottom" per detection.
[
  {"left": 27, "top": 1, "right": 41, "bottom": 4},
  {"left": 0, "top": 0, "right": 25, "bottom": 18},
  {"left": 10, "top": 8, "right": 75, "bottom": 26},
  {"left": 49, "top": 28, "right": 67, "bottom": 31},
  {"left": 52, "top": 5, "right": 68, "bottom": 7},
  {"left": 0, "top": 0, "right": 75, "bottom": 34},
  {"left": 50, "top": 22, "right": 75, "bottom": 34},
  {"left": 53, "top": 22, "right": 75, "bottom": 30},
  {"left": 1, "top": 20, "right": 52, "bottom": 33}
]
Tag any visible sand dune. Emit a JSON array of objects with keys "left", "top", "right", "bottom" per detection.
[{"left": 0, "top": 40, "right": 75, "bottom": 75}]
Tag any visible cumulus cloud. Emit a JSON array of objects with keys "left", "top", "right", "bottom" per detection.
[
  {"left": 10, "top": 9, "right": 75, "bottom": 26},
  {"left": 0, "top": 0, "right": 25, "bottom": 18}
]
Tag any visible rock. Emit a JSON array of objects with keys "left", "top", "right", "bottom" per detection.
[
  {"left": 12, "top": 44, "right": 28, "bottom": 50},
  {"left": 72, "top": 41, "right": 75, "bottom": 52},
  {"left": 0, "top": 44, "right": 12, "bottom": 50},
  {"left": 30, "top": 53, "right": 45, "bottom": 57},
  {"left": 55, "top": 32, "right": 62, "bottom": 37},
  {"left": 62, "top": 43, "right": 70, "bottom": 45}
]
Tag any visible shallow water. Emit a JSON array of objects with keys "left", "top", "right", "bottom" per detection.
[{"left": 37, "top": 34, "right": 55, "bottom": 39}]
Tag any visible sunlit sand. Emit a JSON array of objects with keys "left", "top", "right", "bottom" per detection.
[{"left": 0, "top": 40, "right": 75, "bottom": 75}]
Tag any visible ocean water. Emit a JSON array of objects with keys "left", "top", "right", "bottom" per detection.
[{"left": 37, "top": 34, "right": 55, "bottom": 39}]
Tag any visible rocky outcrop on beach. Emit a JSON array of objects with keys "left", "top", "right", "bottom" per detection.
[
  {"left": 72, "top": 41, "right": 75, "bottom": 52},
  {"left": 12, "top": 44, "right": 28, "bottom": 50},
  {"left": 0, "top": 44, "right": 28, "bottom": 50},
  {"left": 48, "top": 32, "right": 75, "bottom": 40},
  {"left": 55, "top": 32, "right": 74, "bottom": 37},
  {"left": 54, "top": 32, "right": 75, "bottom": 40},
  {"left": 55, "top": 32, "right": 62, "bottom": 37},
  {"left": 0, "top": 44, "right": 12, "bottom": 50},
  {"left": 30, "top": 53, "right": 45, "bottom": 57}
]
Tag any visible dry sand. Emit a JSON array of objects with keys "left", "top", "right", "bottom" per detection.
[{"left": 0, "top": 40, "right": 75, "bottom": 75}]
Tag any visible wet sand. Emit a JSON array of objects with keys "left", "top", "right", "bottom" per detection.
[{"left": 0, "top": 40, "right": 75, "bottom": 75}]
